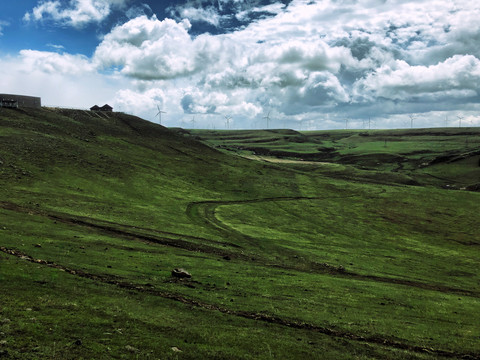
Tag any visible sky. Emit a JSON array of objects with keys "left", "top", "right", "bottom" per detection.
[{"left": 1, "top": 0, "right": 479, "bottom": 130}]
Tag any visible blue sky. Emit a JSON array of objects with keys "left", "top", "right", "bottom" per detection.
[{"left": 1, "top": 0, "right": 479, "bottom": 129}]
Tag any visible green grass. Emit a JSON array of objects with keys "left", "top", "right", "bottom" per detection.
[
  {"left": 1, "top": 107, "right": 479, "bottom": 359},
  {"left": 186, "top": 127, "right": 480, "bottom": 187}
]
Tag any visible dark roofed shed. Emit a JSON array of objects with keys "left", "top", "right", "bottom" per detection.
[{"left": 100, "top": 104, "right": 113, "bottom": 112}]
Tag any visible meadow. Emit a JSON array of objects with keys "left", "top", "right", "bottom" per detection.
[{"left": 1, "top": 107, "right": 479, "bottom": 359}]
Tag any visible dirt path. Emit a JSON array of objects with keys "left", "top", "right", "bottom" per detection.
[{"left": 1, "top": 246, "right": 478, "bottom": 359}]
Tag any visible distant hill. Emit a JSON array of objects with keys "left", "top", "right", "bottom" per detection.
[{"left": 182, "top": 127, "right": 480, "bottom": 190}]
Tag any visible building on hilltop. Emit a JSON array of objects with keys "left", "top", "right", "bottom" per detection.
[
  {"left": 90, "top": 104, "right": 113, "bottom": 112},
  {"left": 0, "top": 98, "right": 18, "bottom": 108},
  {"left": 0, "top": 94, "right": 41, "bottom": 108},
  {"left": 100, "top": 104, "right": 113, "bottom": 112}
]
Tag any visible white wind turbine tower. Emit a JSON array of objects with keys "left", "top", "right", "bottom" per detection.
[
  {"left": 263, "top": 111, "right": 271, "bottom": 129},
  {"left": 156, "top": 105, "right": 166, "bottom": 125},
  {"left": 191, "top": 116, "right": 196, "bottom": 129},
  {"left": 409, "top": 114, "right": 416, "bottom": 128},
  {"left": 457, "top": 115, "right": 464, "bottom": 128},
  {"left": 225, "top": 115, "right": 232, "bottom": 129}
]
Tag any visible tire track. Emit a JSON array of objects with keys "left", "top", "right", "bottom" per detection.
[
  {"left": 186, "top": 196, "right": 480, "bottom": 298},
  {"left": 0, "top": 201, "right": 244, "bottom": 259},
  {"left": 186, "top": 195, "right": 358, "bottom": 246},
  {"left": 2, "top": 199, "right": 477, "bottom": 298},
  {"left": 1, "top": 246, "right": 478, "bottom": 360}
]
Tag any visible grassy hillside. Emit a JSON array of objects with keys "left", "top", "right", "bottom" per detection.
[
  {"left": 186, "top": 127, "right": 480, "bottom": 189},
  {"left": 1, "top": 108, "right": 479, "bottom": 359}
]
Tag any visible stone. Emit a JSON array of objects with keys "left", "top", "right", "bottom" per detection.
[
  {"left": 171, "top": 268, "right": 191, "bottom": 278},
  {"left": 125, "top": 345, "right": 139, "bottom": 353}
]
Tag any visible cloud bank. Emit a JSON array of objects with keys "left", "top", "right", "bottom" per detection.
[
  {"left": 8, "top": 0, "right": 480, "bottom": 129},
  {"left": 0, "top": 50, "right": 120, "bottom": 107}
]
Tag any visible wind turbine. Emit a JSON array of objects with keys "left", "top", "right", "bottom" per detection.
[
  {"left": 457, "top": 115, "right": 464, "bottom": 127},
  {"left": 409, "top": 114, "right": 416, "bottom": 128},
  {"left": 191, "top": 116, "right": 196, "bottom": 129},
  {"left": 263, "top": 111, "right": 271, "bottom": 129},
  {"left": 225, "top": 115, "right": 232, "bottom": 129},
  {"left": 156, "top": 105, "right": 166, "bottom": 125}
]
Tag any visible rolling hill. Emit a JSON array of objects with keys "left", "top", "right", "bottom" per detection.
[
  {"left": 184, "top": 127, "right": 480, "bottom": 189},
  {"left": 1, "top": 107, "right": 479, "bottom": 359}
]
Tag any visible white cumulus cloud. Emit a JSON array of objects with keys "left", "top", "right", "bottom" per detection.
[
  {"left": 94, "top": 16, "right": 196, "bottom": 80},
  {"left": 355, "top": 55, "right": 480, "bottom": 101},
  {"left": 24, "top": 0, "right": 130, "bottom": 28},
  {"left": 19, "top": 50, "right": 95, "bottom": 75},
  {"left": 177, "top": 7, "right": 221, "bottom": 27}
]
